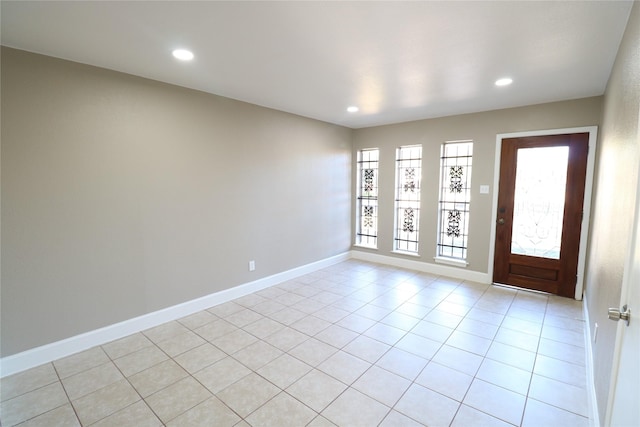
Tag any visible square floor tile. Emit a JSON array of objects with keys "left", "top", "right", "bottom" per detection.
[
  {"left": 54, "top": 347, "right": 110, "bottom": 379},
  {"left": 269, "top": 307, "right": 307, "bottom": 325},
  {"left": 363, "top": 322, "right": 406, "bottom": 345},
  {"left": 415, "top": 361, "right": 473, "bottom": 401},
  {"left": 537, "top": 337, "right": 586, "bottom": 366},
  {"left": 463, "top": 379, "right": 526, "bottom": 425},
  {"left": 16, "top": 403, "right": 80, "bottom": 427},
  {"left": 177, "top": 310, "right": 218, "bottom": 330},
  {"left": 543, "top": 314, "right": 585, "bottom": 332},
  {"left": 232, "top": 340, "right": 283, "bottom": 371},
  {"left": 1, "top": 382, "right": 69, "bottom": 427},
  {"left": 245, "top": 392, "right": 316, "bottom": 427},
  {"left": 502, "top": 316, "right": 543, "bottom": 336},
  {"left": 431, "top": 345, "right": 483, "bottom": 376},
  {"left": 194, "top": 356, "right": 251, "bottom": 394},
  {"left": 207, "top": 301, "right": 245, "bottom": 317},
  {"left": 494, "top": 327, "right": 540, "bottom": 352},
  {"left": 256, "top": 354, "right": 312, "bottom": 389},
  {"left": 445, "top": 330, "right": 492, "bottom": 356},
  {"left": 476, "top": 358, "right": 532, "bottom": 395},
  {"left": 91, "top": 400, "right": 161, "bottom": 427},
  {"left": 522, "top": 398, "right": 589, "bottom": 427},
  {"left": 394, "top": 332, "right": 441, "bottom": 360},
  {"left": 355, "top": 304, "right": 392, "bottom": 321},
  {"left": 317, "top": 351, "right": 370, "bottom": 385},
  {"left": 394, "top": 383, "right": 460, "bottom": 427},
  {"left": 164, "top": 395, "right": 239, "bottom": 426},
  {"left": 286, "top": 369, "right": 347, "bottom": 412},
  {"left": 375, "top": 348, "right": 428, "bottom": 380},
  {"left": 243, "top": 317, "right": 284, "bottom": 339},
  {"left": 72, "top": 379, "right": 140, "bottom": 426},
  {"left": 321, "top": 388, "right": 390, "bottom": 427},
  {"left": 289, "top": 338, "right": 338, "bottom": 367},
  {"left": 145, "top": 377, "right": 211, "bottom": 423},
  {"left": 528, "top": 374, "right": 588, "bottom": 417},
  {"left": 143, "top": 321, "right": 189, "bottom": 344},
  {"left": 61, "top": 362, "right": 123, "bottom": 400},
  {"left": 343, "top": 335, "right": 391, "bottom": 363},
  {"left": 312, "top": 306, "right": 350, "bottom": 323},
  {"left": 395, "top": 302, "right": 432, "bottom": 319},
  {"left": 290, "top": 315, "right": 332, "bottom": 336},
  {"left": 485, "top": 341, "right": 536, "bottom": 372},
  {"left": 235, "top": 293, "right": 269, "bottom": 308},
  {"left": 336, "top": 313, "right": 377, "bottom": 333},
  {"left": 379, "top": 409, "right": 424, "bottom": 426},
  {"left": 263, "top": 327, "right": 308, "bottom": 351},
  {"left": 210, "top": 329, "right": 258, "bottom": 354},
  {"left": 155, "top": 330, "right": 206, "bottom": 358},
  {"left": 128, "top": 359, "right": 188, "bottom": 397},
  {"left": 411, "top": 320, "right": 454, "bottom": 343},
  {"left": 451, "top": 404, "right": 514, "bottom": 427},
  {"left": 534, "top": 354, "right": 587, "bottom": 388},
  {"left": 173, "top": 343, "right": 226, "bottom": 374},
  {"left": 1, "top": 363, "right": 59, "bottom": 402},
  {"left": 465, "top": 307, "right": 505, "bottom": 326},
  {"left": 541, "top": 324, "right": 585, "bottom": 348},
  {"left": 102, "top": 333, "right": 153, "bottom": 360},
  {"left": 113, "top": 345, "right": 168, "bottom": 377},
  {"left": 314, "top": 324, "right": 359, "bottom": 348},
  {"left": 193, "top": 319, "right": 238, "bottom": 342},
  {"left": 352, "top": 365, "right": 411, "bottom": 407},
  {"left": 216, "top": 373, "right": 280, "bottom": 418},
  {"left": 225, "top": 308, "right": 264, "bottom": 328},
  {"left": 456, "top": 317, "right": 499, "bottom": 340}
]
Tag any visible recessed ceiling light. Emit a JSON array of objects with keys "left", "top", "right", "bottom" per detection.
[
  {"left": 495, "top": 77, "right": 513, "bottom": 87},
  {"left": 172, "top": 49, "right": 194, "bottom": 61},
  {"left": 347, "top": 106, "right": 359, "bottom": 113}
]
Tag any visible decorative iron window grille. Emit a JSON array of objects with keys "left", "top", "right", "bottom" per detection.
[
  {"left": 394, "top": 145, "right": 422, "bottom": 253},
  {"left": 437, "top": 141, "right": 473, "bottom": 260},
  {"left": 356, "top": 148, "right": 379, "bottom": 248}
]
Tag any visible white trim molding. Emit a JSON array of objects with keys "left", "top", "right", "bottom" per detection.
[
  {"left": 489, "top": 126, "right": 598, "bottom": 300},
  {"left": 352, "top": 250, "right": 490, "bottom": 283},
  {"left": 0, "top": 252, "right": 350, "bottom": 378},
  {"left": 583, "top": 296, "right": 601, "bottom": 427}
]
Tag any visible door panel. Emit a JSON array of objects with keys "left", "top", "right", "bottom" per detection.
[{"left": 493, "top": 133, "right": 589, "bottom": 297}]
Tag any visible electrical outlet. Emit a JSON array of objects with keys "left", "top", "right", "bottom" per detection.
[
  {"left": 249, "top": 260, "right": 255, "bottom": 271},
  {"left": 594, "top": 322, "right": 598, "bottom": 343}
]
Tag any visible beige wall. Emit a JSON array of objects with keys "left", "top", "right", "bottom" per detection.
[
  {"left": 586, "top": 2, "right": 640, "bottom": 423},
  {"left": 351, "top": 97, "right": 603, "bottom": 274},
  {"left": 0, "top": 47, "right": 352, "bottom": 357}
]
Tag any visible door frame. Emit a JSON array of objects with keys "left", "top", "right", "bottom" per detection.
[{"left": 488, "top": 126, "right": 598, "bottom": 300}]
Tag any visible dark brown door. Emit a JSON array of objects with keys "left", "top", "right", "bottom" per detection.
[{"left": 493, "top": 133, "right": 588, "bottom": 298}]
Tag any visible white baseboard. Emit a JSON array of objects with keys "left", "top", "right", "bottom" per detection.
[
  {"left": 350, "top": 250, "right": 491, "bottom": 284},
  {"left": 583, "top": 296, "right": 601, "bottom": 427},
  {"left": 0, "top": 252, "right": 350, "bottom": 378}
]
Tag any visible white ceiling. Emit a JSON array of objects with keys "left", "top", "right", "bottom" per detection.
[{"left": 1, "top": 1, "right": 634, "bottom": 129}]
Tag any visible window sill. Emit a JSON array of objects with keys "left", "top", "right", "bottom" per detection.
[
  {"left": 353, "top": 244, "right": 378, "bottom": 250},
  {"left": 391, "top": 250, "right": 420, "bottom": 258},
  {"left": 434, "top": 256, "right": 468, "bottom": 268}
]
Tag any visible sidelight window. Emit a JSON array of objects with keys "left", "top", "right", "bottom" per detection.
[{"left": 437, "top": 141, "right": 473, "bottom": 261}]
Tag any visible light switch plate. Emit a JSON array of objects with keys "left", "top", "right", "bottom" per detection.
[{"left": 480, "top": 185, "right": 490, "bottom": 194}]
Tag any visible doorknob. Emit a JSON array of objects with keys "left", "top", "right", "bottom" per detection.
[
  {"left": 497, "top": 218, "right": 505, "bottom": 225},
  {"left": 608, "top": 305, "right": 630, "bottom": 326}
]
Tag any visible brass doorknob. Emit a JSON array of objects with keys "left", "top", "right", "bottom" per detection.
[{"left": 497, "top": 218, "right": 505, "bottom": 225}]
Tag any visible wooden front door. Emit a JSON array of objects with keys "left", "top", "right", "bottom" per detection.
[{"left": 493, "top": 133, "right": 589, "bottom": 297}]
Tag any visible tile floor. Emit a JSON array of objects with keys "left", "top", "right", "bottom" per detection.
[{"left": 1, "top": 260, "right": 591, "bottom": 426}]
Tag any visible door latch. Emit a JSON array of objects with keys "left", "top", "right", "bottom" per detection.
[{"left": 608, "top": 304, "right": 630, "bottom": 326}]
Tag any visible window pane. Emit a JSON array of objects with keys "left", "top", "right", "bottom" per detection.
[
  {"left": 511, "top": 146, "right": 568, "bottom": 259},
  {"left": 437, "top": 141, "right": 473, "bottom": 260},
  {"left": 356, "top": 149, "right": 379, "bottom": 248},
  {"left": 394, "top": 145, "right": 422, "bottom": 253}
]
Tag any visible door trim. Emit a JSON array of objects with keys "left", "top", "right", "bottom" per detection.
[{"left": 488, "top": 126, "right": 598, "bottom": 300}]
